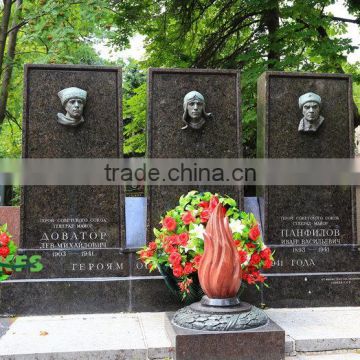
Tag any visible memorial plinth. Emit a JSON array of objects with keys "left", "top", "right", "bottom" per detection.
[
  {"left": 166, "top": 309, "right": 285, "bottom": 360},
  {"left": 147, "top": 68, "right": 243, "bottom": 241},
  {"left": 0, "top": 65, "right": 179, "bottom": 315},
  {"left": 257, "top": 72, "right": 359, "bottom": 307}
]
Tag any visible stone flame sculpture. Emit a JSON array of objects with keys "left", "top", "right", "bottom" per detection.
[
  {"left": 199, "top": 203, "right": 242, "bottom": 300},
  {"left": 171, "top": 203, "right": 269, "bottom": 332}
]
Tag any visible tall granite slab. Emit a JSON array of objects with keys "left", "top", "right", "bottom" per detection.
[
  {"left": 147, "top": 68, "right": 243, "bottom": 242},
  {"left": 257, "top": 72, "right": 358, "bottom": 306},
  {"left": 0, "top": 64, "right": 128, "bottom": 315}
]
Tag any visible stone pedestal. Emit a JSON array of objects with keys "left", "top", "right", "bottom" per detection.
[{"left": 165, "top": 311, "right": 285, "bottom": 360}]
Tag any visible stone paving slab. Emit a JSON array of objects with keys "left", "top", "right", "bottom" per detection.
[
  {"left": 286, "top": 350, "right": 360, "bottom": 359},
  {"left": 0, "top": 307, "right": 359, "bottom": 359},
  {"left": 0, "top": 313, "right": 147, "bottom": 359},
  {"left": 266, "top": 307, "right": 360, "bottom": 353}
]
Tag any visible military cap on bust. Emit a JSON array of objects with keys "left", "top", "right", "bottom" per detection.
[
  {"left": 298, "top": 92, "right": 321, "bottom": 109},
  {"left": 183, "top": 91, "right": 205, "bottom": 110},
  {"left": 58, "top": 87, "right": 87, "bottom": 106}
]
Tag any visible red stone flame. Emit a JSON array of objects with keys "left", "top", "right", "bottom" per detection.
[{"left": 198, "top": 203, "right": 242, "bottom": 298}]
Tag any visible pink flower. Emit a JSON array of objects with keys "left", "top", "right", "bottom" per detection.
[
  {"left": 183, "top": 262, "right": 194, "bottom": 275},
  {"left": 200, "top": 209, "right": 210, "bottom": 223},
  {"left": 173, "top": 265, "right": 183, "bottom": 278},
  {"left": 179, "top": 233, "right": 189, "bottom": 246},
  {"left": 148, "top": 242, "right": 157, "bottom": 250},
  {"left": 181, "top": 211, "right": 195, "bottom": 225},
  {"left": 169, "top": 252, "right": 182, "bottom": 265},
  {"left": 163, "top": 216, "right": 177, "bottom": 231}
]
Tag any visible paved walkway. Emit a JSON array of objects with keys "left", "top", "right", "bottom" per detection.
[{"left": 0, "top": 307, "right": 359, "bottom": 359}]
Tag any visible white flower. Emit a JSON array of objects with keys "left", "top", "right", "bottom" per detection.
[
  {"left": 242, "top": 254, "right": 251, "bottom": 268},
  {"left": 229, "top": 219, "right": 245, "bottom": 234},
  {"left": 189, "top": 224, "right": 206, "bottom": 240}
]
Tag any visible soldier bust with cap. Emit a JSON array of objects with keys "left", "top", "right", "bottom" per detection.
[
  {"left": 57, "top": 87, "right": 87, "bottom": 127},
  {"left": 298, "top": 92, "right": 324, "bottom": 133},
  {"left": 181, "top": 90, "right": 212, "bottom": 130}
]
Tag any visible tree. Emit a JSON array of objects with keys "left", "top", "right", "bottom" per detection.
[
  {"left": 0, "top": 0, "right": 22, "bottom": 123},
  {"left": 0, "top": 0, "right": 117, "bottom": 158},
  {"left": 123, "top": 59, "right": 146, "bottom": 156},
  {"left": 110, "top": 0, "right": 360, "bottom": 156}
]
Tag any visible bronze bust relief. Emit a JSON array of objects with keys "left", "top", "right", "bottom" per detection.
[
  {"left": 57, "top": 87, "right": 87, "bottom": 127},
  {"left": 182, "top": 91, "right": 212, "bottom": 130}
]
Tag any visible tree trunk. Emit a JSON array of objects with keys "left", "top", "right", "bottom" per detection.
[
  {"left": 262, "top": 0, "right": 280, "bottom": 69},
  {"left": 0, "top": 0, "right": 12, "bottom": 78},
  {"left": 0, "top": 0, "right": 22, "bottom": 125}
]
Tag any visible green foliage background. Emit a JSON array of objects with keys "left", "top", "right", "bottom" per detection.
[{"left": 0, "top": 0, "right": 359, "bottom": 204}]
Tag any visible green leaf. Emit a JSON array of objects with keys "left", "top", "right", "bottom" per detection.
[{"left": 8, "top": 241, "right": 17, "bottom": 254}]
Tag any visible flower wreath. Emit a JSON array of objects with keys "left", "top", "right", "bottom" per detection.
[{"left": 138, "top": 191, "right": 274, "bottom": 299}]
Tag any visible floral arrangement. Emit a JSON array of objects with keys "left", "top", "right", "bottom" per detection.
[
  {"left": 0, "top": 224, "right": 17, "bottom": 281},
  {"left": 138, "top": 191, "right": 274, "bottom": 300}
]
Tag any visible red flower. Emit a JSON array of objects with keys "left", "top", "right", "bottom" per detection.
[
  {"left": 250, "top": 253, "right": 261, "bottom": 265},
  {"left": 181, "top": 211, "right": 195, "bottom": 225},
  {"left": 169, "top": 251, "right": 182, "bottom": 265},
  {"left": 253, "top": 271, "right": 266, "bottom": 283},
  {"left": 173, "top": 265, "right": 183, "bottom": 278},
  {"left": 260, "top": 248, "right": 272, "bottom": 259},
  {"left": 209, "top": 195, "right": 219, "bottom": 211},
  {"left": 234, "top": 240, "right": 241, "bottom": 247},
  {"left": 148, "top": 242, "right": 157, "bottom": 251},
  {"left": 238, "top": 250, "right": 248, "bottom": 264},
  {"left": 168, "top": 235, "right": 180, "bottom": 245},
  {"left": 0, "top": 233, "right": 10, "bottom": 246},
  {"left": 246, "top": 242, "right": 256, "bottom": 249},
  {"left": 245, "top": 274, "right": 256, "bottom": 285},
  {"left": 183, "top": 262, "right": 194, "bottom": 275},
  {"left": 164, "top": 245, "right": 176, "bottom": 254},
  {"left": 164, "top": 236, "right": 172, "bottom": 244},
  {"left": 242, "top": 272, "right": 249, "bottom": 281},
  {"left": 263, "top": 259, "right": 273, "bottom": 269},
  {"left": 200, "top": 209, "right": 210, "bottom": 223},
  {"left": 198, "top": 201, "right": 209, "bottom": 209},
  {"left": 249, "top": 225, "right": 260, "bottom": 241},
  {"left": 163, "top": 216, "right": 177, "bottom": 231},
  {"left": 179, "top": 233, "right": 189, "bottom": 246},
  {"left": 193, "top": 255, "right": 202, "bottom": 267},
  {"left": 0, "top": 246, "right": 10, "bottom": 257},
  {"left": 243, "top": 268, "right": 266, "bottom": 285}
]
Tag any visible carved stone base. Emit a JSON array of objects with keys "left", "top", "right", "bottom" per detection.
[
  {"left": 172, "top": 300, "right": 268, "bottom": 331},
  {"left": 165, "top": 311, "right": 285, "bottom": 360}
]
